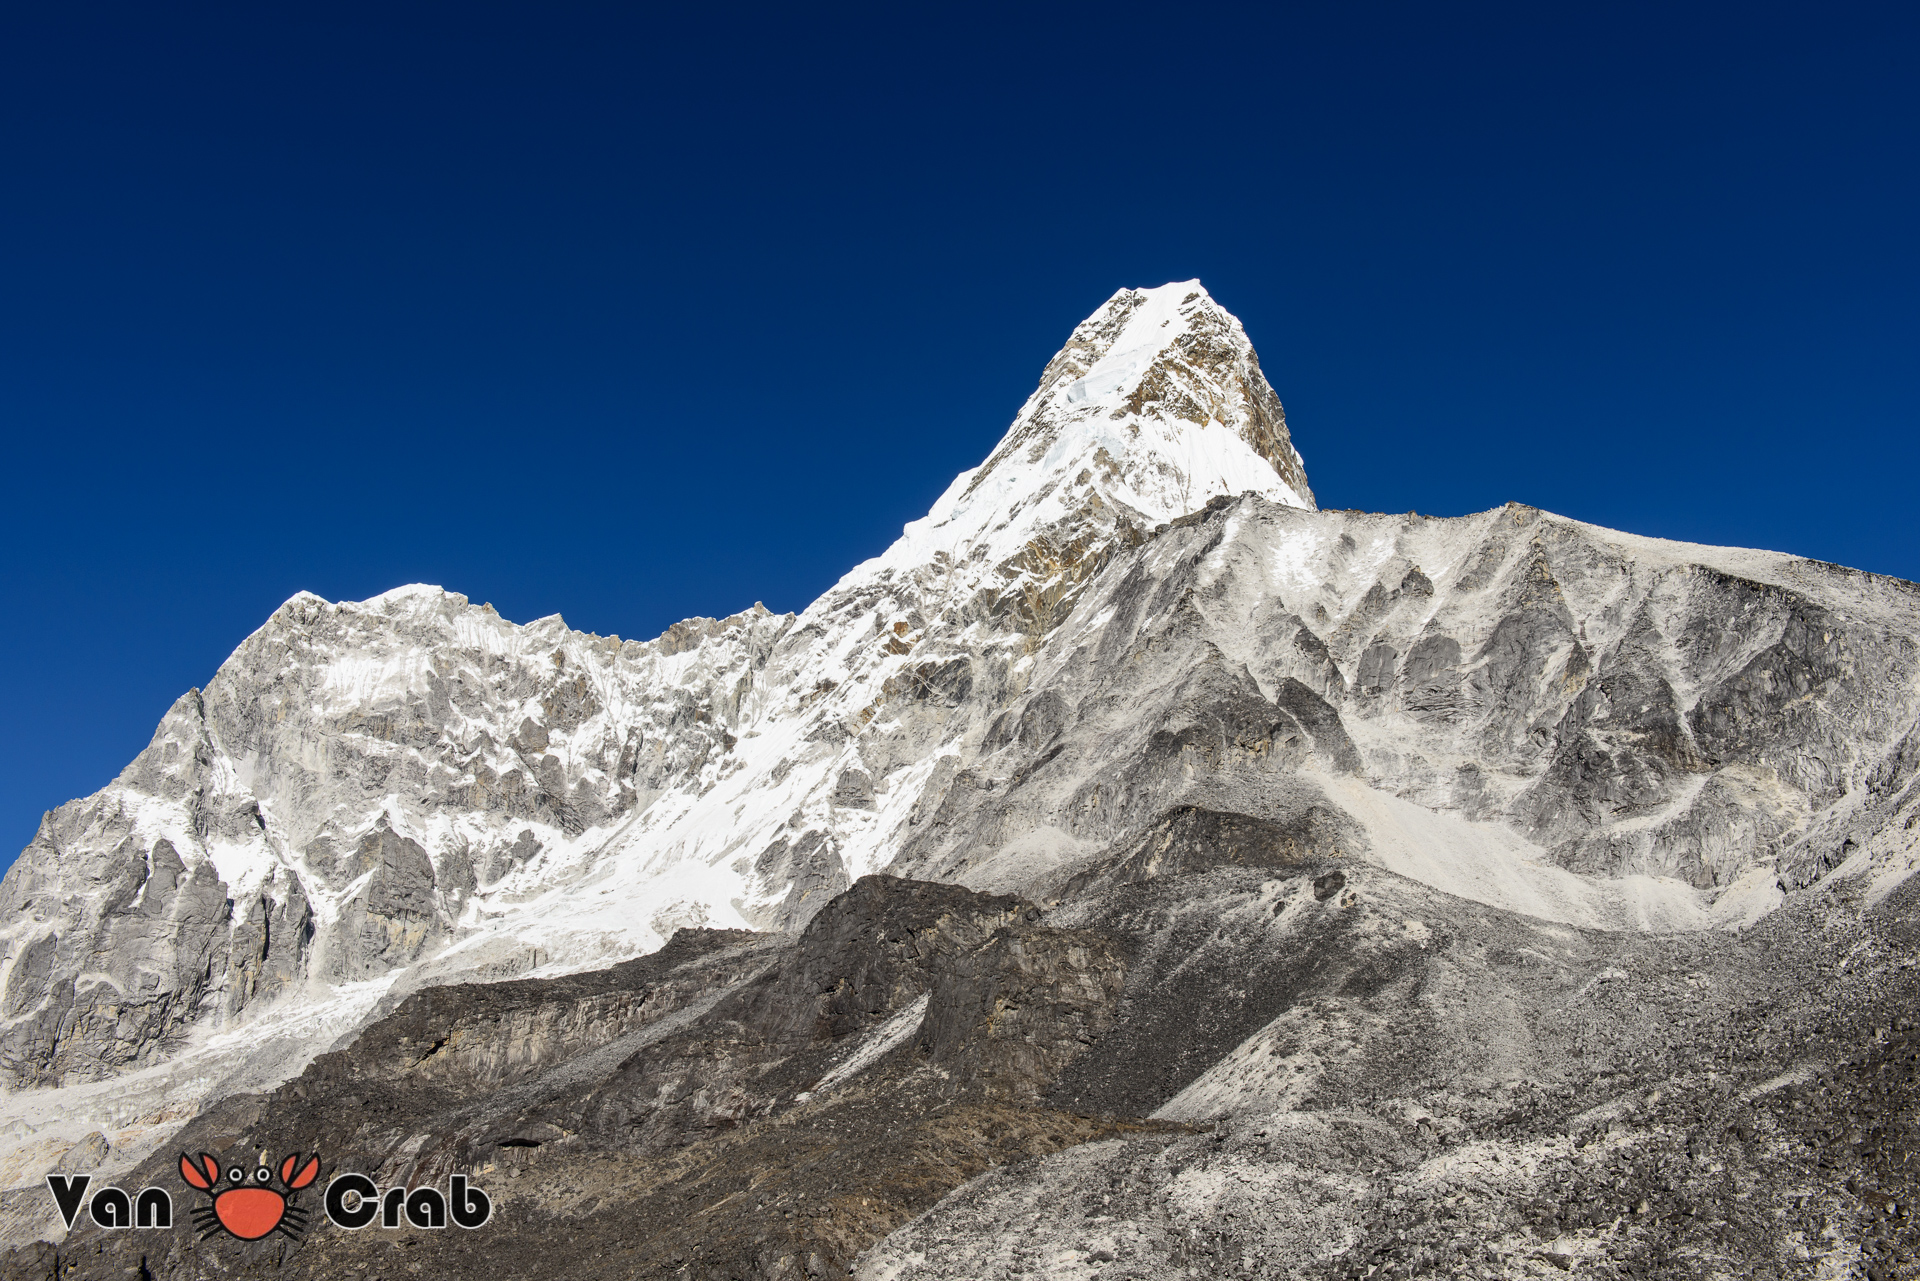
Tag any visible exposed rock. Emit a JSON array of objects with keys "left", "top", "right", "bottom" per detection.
[
  {"left": 329, "top": 822, "right": 442, "bottom": 980},
  {"left": 36, "top": 876, "right": 1146, "bottom": 1280},
  {"left": 21, "top": 866, "right": 1920, "bottom": 1279},
  {"left": 49, "top": 1133, "right": 107, "bottom": 1176}
]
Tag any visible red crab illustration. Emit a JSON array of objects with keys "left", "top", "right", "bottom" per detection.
[{"left": 179, "top": 1151, "right": 320, "bottom": 1242}]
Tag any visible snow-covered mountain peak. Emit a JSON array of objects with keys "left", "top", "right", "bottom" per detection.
[
  {"left": 845, "top": 282, "right": 1314, "bottom": 597},
  {"left": 364, "top": 583, "right": 447, "bottom": 606},
  {"left": 1029, "top": 281, "right": 1252, "bottom": 407}
]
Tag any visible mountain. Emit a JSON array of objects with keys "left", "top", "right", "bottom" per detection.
[
  {"left": 4, "top": 283, "right": 1918, "bottom": 1278},
  {"left": 0, "top": 283, "right": 1319, "bottom": 1096}
]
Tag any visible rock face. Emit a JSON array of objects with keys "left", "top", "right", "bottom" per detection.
[
  {"left": 4, "top": 281, "right": 1920, "bottom": 1279},
  {"left": 41, "top": 875, "right": 1149, "bottom": 1280},
  {"left": 31, "top": 869, "right": 1920, "bottom": 1279},
  {"left": 890, "top": 497, "right": 1920, "bottom": 918},
  {"left": 0, "top": 592, "right": 786, "bottom": 1087},
  {"left": 858, "top": 870, "right": 1920, "bottom": 1281}
]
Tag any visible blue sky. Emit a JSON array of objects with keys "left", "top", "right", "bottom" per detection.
[{"left": 2, "top": 2, "right": 1915, "bottom": 867}]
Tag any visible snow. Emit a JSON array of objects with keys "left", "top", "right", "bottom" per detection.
[
  {"left": 0, "top": 972, "right": 402, "bottom": 1200},
  {"left": 808, "top": 993, "right": 930, "bottom": 1098},
  {"left": 365, "top": 583, "right": 450, "bottom": 606},
  {"left": 1317, "top": 774, "right": 1716, "bottom": 933},
  {"left": 832, "top": 282, "right": 1313, "bottom": 603}
]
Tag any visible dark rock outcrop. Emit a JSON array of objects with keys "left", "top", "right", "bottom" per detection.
[
  {"left": 30, "top": 876, "right": 1140, "bottom": 1280},
  {"left": 19, "top": 864, "right": 1919, "bottom": 1280}
]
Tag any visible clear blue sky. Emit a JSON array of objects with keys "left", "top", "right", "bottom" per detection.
[{"left": 3, "top": 2, "right": 1915, "bottom": 869}]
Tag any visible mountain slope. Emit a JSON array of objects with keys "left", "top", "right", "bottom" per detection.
[{"left": 27, "top": 866, "right": 1920, "bottom": 1279}]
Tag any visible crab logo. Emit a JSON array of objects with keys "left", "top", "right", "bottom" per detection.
[{"left": 177, "top": 1151, "right": 321, "bottom": 1242}]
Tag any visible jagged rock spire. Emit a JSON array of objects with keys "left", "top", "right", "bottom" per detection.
[{"left": 842, "top": 281, "right": 1313, "bottom": 606}]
